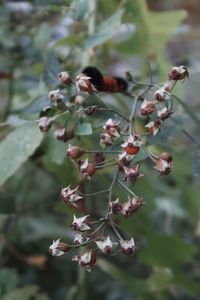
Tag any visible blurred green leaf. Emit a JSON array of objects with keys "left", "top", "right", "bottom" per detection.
[
  {"left": 0, "top": 123, "right": 43, "bottom": 186},
  {"left": 43, "top": 52, "right": 61, "bottom": 87},
  {"left": 193, "top": 149, "right": 200, "bottom": 180},
  {"left": 98, "top": 259, "right": 173, "bottom": 295},
  {"left": 34, "top": 23, "right": 51, "bottom": 50},
  {"left": 4, "top": 285, "right": 49, "bottom": 300},
  {"left": 0, "top": 193, "right": 15, "bottom": 214},
  {"left": 70, "top": 0, "right": 89, "bottom": 21},
  {"left": 139, "top": 235, "right": 196, "bottom": 269},
  {"left": 23, "top": 95, "right": 49, "bottom": 114},
  {"left": 84, "top": 9, "right": 124, "bottom": 49},
  {"left": 46, "top": 132, "right": 66, "bottom": 164},
  {"left": 53, "top": 35, "right": 84, "bottom": 48},
  {"left": 18, "top": 216, "right": 70, "bottom": 242},
  {"left": 75, "top": 122, "right": 92, "bottom": 135},
  {"left": 0, "top": 268, "right": 18, "bottom": 296}
]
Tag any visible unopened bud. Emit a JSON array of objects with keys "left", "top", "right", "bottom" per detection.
[
  {"left": 67, "top": 146, "right": 86, "bottom": 159},
  {"left": 58, "top": 71, "right": 72, "bottom": 85},
  {"left": 168, "top": 66, "right": 189, "bottom": 81},
  {"left": 160, "top": 152, "right": 173, "bottom": 163},
  {"left": 38, "top": 117, "right": 53, "bottom": 132}
]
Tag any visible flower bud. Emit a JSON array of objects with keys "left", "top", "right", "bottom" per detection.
[
  {"left": 100, "top": 133, "right": 113, "bottom": 148},
  {"left": 140, "top": 99, "right": 157, "bottom": 116},
  {"left": 84, "top": 106, "right": 97, "bottom": 115},
  {"left": 120, "top": 238, "right": 135, "bottom": 256},
  {"left": 72, "top": 250, "right": 97, "bottom": 272},
  {"left": 109, "top": 198, "right": 122, "bottom": 215},
  {"left": 121, "top": 135, "right": 142, "bottom": 155},
  {"left": 153, "top": 87, "right": 169, "bottom": 102},
  {"left": 76, "top": 73, "right": 96, "bottom": 94},
  {"left": 145, "top": 119, "right": 162, "bottom": 136},
  {"left": 79, "top": 159, "right": 96, "bottom": 179},
  {"left": 160, "top": 152, "right": 173, "bottom": 163},
  {"left": 61, "top": 185, "right": 82, "bottom": 207},
  {"left": 58, "top": 71, "right": 72, "bottom": 85},
  {"left": 74, "top": 95, "right": 84, "bottom": 105},
  {"left": 121, "top": 196, "right": 143, "bottom": 217},
  {"left": 157, "top": 107, "right": 173, "bottom": 120},
  {"left": 67, "top": 145, "right": 86, "bottom": 159},
  {"left": 103, "top": 118, "right": 120, "bottom": 139},
  {"left": 48, "top": 89, "right": 64, "bottom": 105},
  {"left": 38, "top": 117, "right": 53, "bottom": 132},
  {"left": 95, "top": 236, "right": 117, "bottom": 255},
  {"left": 54, "top": 127, "right": 67, "bottom": 142},
  {"left": 168, "top": 66, "right": 189, "bottom": 81},
  {"left": 71, "top": 215, "right": 91, "bottom": 232},
  {"left": 49, "top": 239, "right": 70, "bottom": 256},
  {"left": 123, "top": 165, "right": 143, "bottom": 182},
  {"left": 154, "top": 158, "right": 173, "bottom": 175}
]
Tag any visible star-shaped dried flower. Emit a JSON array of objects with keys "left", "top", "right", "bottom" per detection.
[
  {"left": 120, "top": 237, "right": 135, "bottom": 256},
  {"left": 61, "top": 185, "right": 82, "bottom": 207},
  {"left": 95, "top": 236, "right": 117, "bottom": 255},
  {"left": 123, "top": 164, "right": 144, "bottom": 182},
  {"left": 71, "top": 215, "right": 91, "bottom": 232},
  {"left": 49, "top": 239, "right": 69, "bottom": 256}
]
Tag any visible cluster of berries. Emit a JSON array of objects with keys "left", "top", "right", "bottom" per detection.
[{"left": 36, "top": 65, "right": 188, "bottom": 271}]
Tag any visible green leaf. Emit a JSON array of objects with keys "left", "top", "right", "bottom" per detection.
[
  {"left": 173, "top": 94, "right": 200, "bottom": 129},
  {"left": 43, "top": 52, "right": 61, "bottom": 87},
  {"left": 4, "top": 285, "right": 49, "bottom": 300},
  {"left": 53, "top": 35, "right": 84, "bottom": 48},
  {"left": 34, "top": 23, "right": 51, "bottom": 50},
  {"left": 0, "top": 123, "right": 43, "bottom": 186},
  {"left": 23, "top": 95, "right": 49, "bottom": 114},
  {"left": 97, "top": 259, "right": 173, "bottom": 295},
  {"left": 193, "top": 149, "right": 200, "bottom": 180},
  {"left": 0, "top": 193, "right": 15, "bottom": 214},
  {"left": 84, "top": 9, "right": 124, "bottom": 49},
  {"left": 75, "top": 122, "right": 92, "bottom": 135},
  {"left": 18, "top": 216, "right": 70, "bottom": 242},
  {"left": 70, "top": 0, "right": 88, "bottom": 21},
  {"left": 46, "top": 133, "right": 66, "bottom": 165},
  {"left": 139, "top": 235, "right": 196, "bottom": 269},
  {"left": 0, "top": 268, "right": 18, "bottom": 296}
]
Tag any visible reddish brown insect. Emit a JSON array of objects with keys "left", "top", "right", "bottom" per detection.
[{"left": 82, "top": 66, "right": 128, "bottom": 93}]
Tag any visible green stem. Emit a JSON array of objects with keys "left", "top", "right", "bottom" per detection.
[
  {"left": 110, "top": 220, "right": 123, "bottom": 240},
  {"left": 117, "top": 180, "right": 136, "bottom": 197},
  {"left": 86, "top": 150, "right": 121, "bottom": 154},
  {"left": 80, "top": 189, "right": 109, "bottom": 197},
  {"left": 96, "top": 162, "right": 117, "bottom": 169}
]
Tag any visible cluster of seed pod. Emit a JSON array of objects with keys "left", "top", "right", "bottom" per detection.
[{"left": 38, "top": 65, "right": 188, "bottom": 271}]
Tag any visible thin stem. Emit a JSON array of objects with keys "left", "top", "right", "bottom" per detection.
[
  {"left": 109, "top": 221, "right": 123, "bottom": 240},
  {"left": 141, "top": 145, "right": 157, "bottom": 162},
  {"left": 96, "top": 162, "right": 117, "bottom": 169},
  {"left": 117, "top": 180, "right": 136, "bottom": 197},
  {"left": 182, "top": 129, "right": 200, "bottom": 146},
  {"left": 80, "top": 189, "right": 109, "bottom": 197},
  {"left": 105, "top": 168, "right": 120, "bottom": 220},
  {"left": 88, "top": 222, "right": 105, "bottom": 237},
  {"left": 86, "top": 150, "right": 121, "bottom": 154},
  {"left": 128, "top": 96, "right": 139, "bottom": 134}
]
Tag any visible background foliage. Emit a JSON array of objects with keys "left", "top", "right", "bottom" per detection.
[{"left": 0, "top": 0, "right": 200, "bottom": 299}]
